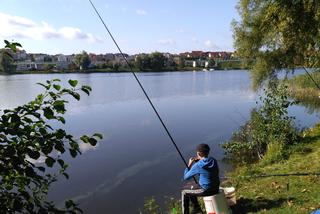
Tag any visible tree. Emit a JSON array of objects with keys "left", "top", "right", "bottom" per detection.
[
  {"left": 74, "top": 51, "right": 91, "bottom": 70},
  {"left": 43, "top": 63, "right": 54, "bottom": 71},
  {"left": 0, "top": 41, "right": 102, "bottom": 213},
  {"left": 150, "top": 52, "right": 166, "bottom": 71},
  {"left": 0, "top": 78, "right": 102, "bottom": 213},
  {"left": 223, "top": 82, "right": 298, "bottom": 164},
  {"left": 233, "top": 0, "right": 320, "bottom": 89},
  {"left": 135, "top": 54, "right": 151, "bottom": 70},
  {"left": 0, "top": 40, "right": 21, "bottom": 73}
]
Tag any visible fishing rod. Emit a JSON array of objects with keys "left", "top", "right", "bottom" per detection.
[{"left": 87, "top": 0, "right": 195, "bottom": 179}]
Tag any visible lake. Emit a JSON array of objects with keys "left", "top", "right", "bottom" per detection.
[{"left": 0, "top": 70, "right": 318, "bottom": 213}]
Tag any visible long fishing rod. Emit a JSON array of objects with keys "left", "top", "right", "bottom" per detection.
[{"left": 87, "top": 0, "right": 193, "bottom": 173}]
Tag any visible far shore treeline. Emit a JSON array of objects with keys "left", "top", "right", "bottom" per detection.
[{"left": 0, "top": 47, "right": 245, "bottom": 74}]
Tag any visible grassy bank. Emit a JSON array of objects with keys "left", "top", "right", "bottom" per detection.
[
  {"left": 143, "top": 124, "right": 320, "bottom": 214},
  {"left": 286, "top": 71, "right": 320, "bottom": 109},
  {"left": 223, "top": 124, "right": 320, "bottom": 214}
]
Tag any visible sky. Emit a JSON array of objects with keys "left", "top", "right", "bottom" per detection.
[{"left": 0, "top": 0, "right": 239, "bottom": 55}]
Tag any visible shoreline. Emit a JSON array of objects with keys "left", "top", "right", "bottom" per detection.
[{"left": 1, "top": 68, "right": 247, "bottom": 75}]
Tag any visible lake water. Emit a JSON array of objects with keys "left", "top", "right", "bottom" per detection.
[{"left": 0, "top": 70, "right": 318, "bottom": 213}]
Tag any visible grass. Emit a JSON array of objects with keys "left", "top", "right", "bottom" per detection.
[
  {"left": 223, "top": 124, "right": 320, "bottom": 214},
  {"left": 286, "top": 71, "right": 320, "bottom": 109},
  {"left": 143, "top": 124, "right": 320, "bottom": 213}
]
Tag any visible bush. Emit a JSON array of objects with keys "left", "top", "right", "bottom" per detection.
[
  {"left": 222, "top": 82, "right": 299, "bottom": 165},
  {"left": 0, "top": 79, "right": 102, "bottom": 213}
]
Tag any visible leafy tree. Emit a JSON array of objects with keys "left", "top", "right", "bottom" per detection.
[
  {"left": 233, "top": 0, "right": 320, "bottom": 89},
  {"left": 150, "top": 52, "right": 166, "bottom": 71},
  {"left": 223, "top": 82, "right": 298, "bottom": 165},
  {"left": 0, "top": 40, "right": 21, "bottom": 73},
  {"left": 74, "top": 51, "right": 91, "bottom": 70},
  {"left": 0, "top": 41, "right": 102, "bottom": 213},
  {"left": 0, "top": 78, "right": 102, "bottom": 213},
  {"left": 43, "top": 63, "right": 54, "bottom": 71},
  {"left": 135, "top": 54, "right": 151, "bottom": 71}
]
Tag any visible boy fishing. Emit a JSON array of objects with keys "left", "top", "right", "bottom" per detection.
[{"left": 182, "top": 143, "right": 220, "bottom": 214}]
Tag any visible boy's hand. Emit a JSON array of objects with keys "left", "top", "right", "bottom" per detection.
[{"left": 188, "top": 157, "right": 197, "bottom": 168}]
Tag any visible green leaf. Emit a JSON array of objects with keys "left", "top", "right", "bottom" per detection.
[
  {"left": 68, "top": 79, "right": 78, "bottom": 87},
  {"left": 57, "top": 159, "right": 65, "bottom": 168},
  {"left": 69, "top": 149, "right": 77, "bottom": 158},
  {"left": 93, "top": 133, "right": 103, "bottom": 139},
  {"left": 49, "top": 92, "right": 57, "bottom": 99},
  {"left": 55, "top": 143, "right": 65, "bottom": 153},
  {"left": 53, "top": 84, "right": 61, "bottom": 91},
  {"left": 37, "top": 166, "right": 45, "bottom": 172},
  {"left": 43, "top": 107, "right": 54, "bottom": 119},
  {"left": 80, "top": 135, "right": 90, "bottom": 143},
  {"left": 37, "top": 82, "right": 50, "bottom": 90},
  {"left": 70, "top": 91, "right": 80, "bottom": 101},
  {"left": 65, "top": 200, "right": 75, "bottom": 208},
  {"left": 27, "top": 149, "right": 40, "bottom": 160},
  {"left": 53, "top": 100, "right": 66, "bottom": 112},
  {"left": 88, "top": 138, "right": 97, "bottom": 146},
  {"left": 45, "top": 157, "right": 55, "bottom": 167},
  {"left": 81, "top": 85, "right": 92, "bottom": 95},
  {"left": 57, "top": 116, "right": 66, "bottom": 124},
  {"left": 63, "top": 172, "right": 69, "bottom": 179},
  {"left": 56, "top": 129, "right": 66, "bottom": 139}
]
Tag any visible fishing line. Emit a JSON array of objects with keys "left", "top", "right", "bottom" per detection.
[
  {"left": 87, "top": 0, "right": 193, "bottom": 174},
  {"left": 220, "top": 171, "right": 320, "bottom": 180},
  {"left": 302, "top": 67, "right": 320, "bottom": 90}
]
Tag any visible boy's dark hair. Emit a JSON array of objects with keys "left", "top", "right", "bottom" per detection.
[{"left": 196, "top": 143, "right": 210, "bottom": 156}]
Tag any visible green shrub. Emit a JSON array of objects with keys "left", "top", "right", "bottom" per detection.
[{"left": 222, "top": 81, "right": 299, "bottom": 165}]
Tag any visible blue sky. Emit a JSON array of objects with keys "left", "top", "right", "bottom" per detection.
[{"left": 0, "top": 0, "right": 239, "bottom": 54}]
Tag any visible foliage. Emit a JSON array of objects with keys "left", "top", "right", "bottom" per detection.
[
  {"left": 224, "top": 124, "right": 320, "bottom": 213},
  {"left": 149, "top": 52, "right": 166, "bottom": 71},
  {"left": 223, "top": 82, "right": 299, "bottom": 165},
  {"left": 216, "top": 60, "right": 243, "bottom": 70},
  {"left": 135, "top": 54, "right": 151, "bottom": 71},
  {"left": 135, "top": 52, "right": 167, "bottom": 71},
  {"left": 287, "top": 70, "right": 320, "bottom": 90},
  {"left": 74, "top": 51, "right": 91, "bottom": 70},
  {"left": 0, "top": 40, "right": 21, "bottom": 73},
  {"left": 143, "top": 197, "right": 162, "bottom": 214},
  {"left": 285, "top": 71, "right": 320, "bottom": 112},
  {"left": 0, "top": 78, "right": 102, "bottom": 213},
  {"left": 43, "top": 63, "right": 55, "bottom": 71},
  {"left": 233, "top": 0, "right": 320, "bottom": 89}
]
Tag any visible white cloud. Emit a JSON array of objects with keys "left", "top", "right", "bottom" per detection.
[
  {"left": 204, "top": 40, "right": 219, "bottom": 49},
  {"left": 0, "top": 12, "right": 102, "bottom": 43},
  {"left": 192, "top": 37, "right": 199, "bottom": 43},
  {"left": 157, "top": 38, "right": 175, "bottom": 45},
  {"left": 176, "top": 28, "right": 186, "bottom": 33},
  {"left": 136, "top": 9, "right": 148, "bottom": 16}
]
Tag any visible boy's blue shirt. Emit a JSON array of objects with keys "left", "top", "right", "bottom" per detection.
[{"left": 183, "top": 157, "right": 219, "bottom": 190}]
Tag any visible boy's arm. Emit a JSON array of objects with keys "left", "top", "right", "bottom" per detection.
[{"left": 183, "top": 163, "right": 199, "bottom": 180}]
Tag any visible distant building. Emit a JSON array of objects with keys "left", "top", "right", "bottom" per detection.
[{"left": 33, "top": 54, "right": 47, "bottom": 63}]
